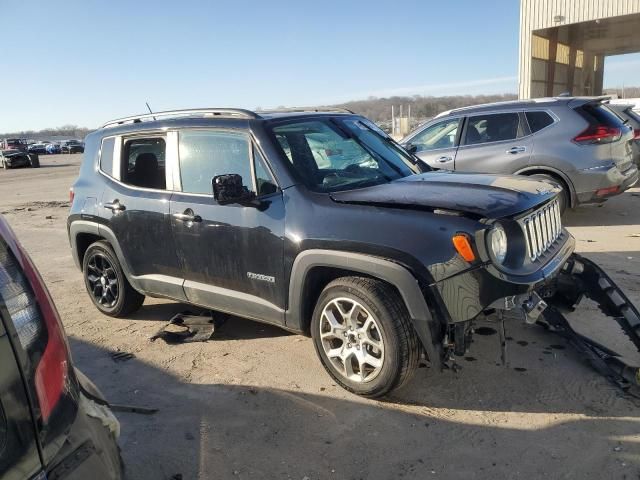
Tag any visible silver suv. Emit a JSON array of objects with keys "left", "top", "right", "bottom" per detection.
[{"left": 401, "top": 97, "right": 639, "bottom": 212}]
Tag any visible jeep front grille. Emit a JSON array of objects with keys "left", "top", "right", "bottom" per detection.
[{"left": 520, "top": 199, "right": 562, "bottom": 261}]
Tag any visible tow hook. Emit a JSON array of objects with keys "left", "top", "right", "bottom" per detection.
[
  {"left": 522, "top": 292, "right": 547, "bottom": 325},
  {"left": 499, "top": 291, "right": 548, "bottom": 324}
]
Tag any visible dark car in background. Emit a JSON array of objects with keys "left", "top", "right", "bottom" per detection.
[
  {"left": 607, "top": 102, "right": 640, "bottom": 165},
  {"left": 61, "top": 140, "right": 85, "bottom": 154},
  {"left": 401, "top": 96, "right": 639, "bottom": 212},
  {"left": 1, "top": 150, "right": 37, "bottom": 169},
  {"left": 28, "top": 143, "right": 48, "bottom": 155},
  {"left": 0, "top": 215, "right": 123, "bottom": 480}
]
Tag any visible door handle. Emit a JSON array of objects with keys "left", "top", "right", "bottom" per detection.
[
  {"left": 437, "top": 156, "right": 453, "bottom": 163},
  {"left": 104, "top": 200, "right": 126, "bottom": 212},
  {"left": 507, "top": 146, "right": 526, "bottom": 154},
  {"left": 173, "top": 210, "right": 202, "bottom": 223}
]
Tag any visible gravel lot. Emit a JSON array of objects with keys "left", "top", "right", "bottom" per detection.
[{"left": 2, "top": 154, "right": 640, "bottom": 479}]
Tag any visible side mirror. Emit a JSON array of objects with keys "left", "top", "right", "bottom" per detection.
[
  {"left": 403, "top": 143, "right": 418, "bottom": 154},
  {"left": 212, "top": 174, "right": 256, "bottom": 205}
]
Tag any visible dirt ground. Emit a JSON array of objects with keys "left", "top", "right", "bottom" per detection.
[{"left": 2, "top": 154, "right": 640, "bottom": 479}]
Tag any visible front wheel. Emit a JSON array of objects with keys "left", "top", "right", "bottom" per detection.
[
  {"left": 311, "top": 277, "right": 421, "bottom": 398},
  {"left": 82, "top": 241, "right": 145, "bottom": 317}
]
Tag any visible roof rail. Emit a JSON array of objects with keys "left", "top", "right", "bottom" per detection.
[
  {"left": 101, "top": 108, "right": 259, "bottom": 129},
  {"left": 257, "top": 107, "right": 355, "bottom": 114}
]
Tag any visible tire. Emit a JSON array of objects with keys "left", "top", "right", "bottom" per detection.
[
  {"left": 311, "top": 277, "right": 421, "bottom": 398},
  {"left": 82, "top": 241, "right": 144, "bottom": 317},
  {"left": 530, "top": 173, "right": 570, "bottom": 214},
  {"left": 28, "top": 154, "right": 40, "bottom": 168}
]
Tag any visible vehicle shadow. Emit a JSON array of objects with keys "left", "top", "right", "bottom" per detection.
[
  {"left": 38, "top": 163, "right": 73, "bottom": 168},
  {"left": 70, "top": 337, "right": 640, "bottom": 480},
  {"left": 129, "top": 300, "right": 291, "bottom": 341},
  {"left": 563, "top": 189, "right": 640, "bottom": 227}
]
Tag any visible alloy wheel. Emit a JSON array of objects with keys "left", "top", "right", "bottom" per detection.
[
  {"left": 86, "top": 253, "right": 119, "bottom": 308},
  {"left": 319, "top": 297, "right": 385, "bottom": 383}
]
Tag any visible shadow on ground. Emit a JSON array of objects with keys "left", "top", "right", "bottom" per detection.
[
  {"left": 71, "top": 332, "right": 640, "bottom": 480},
  {"left": 563, "top": 190, "right": 640, "bottom": 227},
  {"left": 129, "top": 302, "right": 292, "bottom": 341}
]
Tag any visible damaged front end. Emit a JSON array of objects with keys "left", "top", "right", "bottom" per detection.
[
  {"left": 539, "top": 253, "right": 640, "bottom": 395},
  {"left": 453, "top": 253, "right": 640, "bottom": 395}
]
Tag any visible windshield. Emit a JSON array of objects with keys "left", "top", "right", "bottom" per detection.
[{"left": 269, "top": 117, "right": 420, "bottom": 192}]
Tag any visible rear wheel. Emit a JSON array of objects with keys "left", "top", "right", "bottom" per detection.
[
  {"left": 311, "top": 277, "right": 421, "bottom": 398},
  {"left": 82, "top": 241, "right": 144, "bottom": 317}
]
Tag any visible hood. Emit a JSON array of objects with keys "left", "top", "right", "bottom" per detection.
[
  {"left": 330, "top": 171, "right": 560, "bottom": 219},
  {"left": 3, "top": 151, "right": 26, "bottom": 157}
]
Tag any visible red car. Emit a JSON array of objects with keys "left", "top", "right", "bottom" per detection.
[{"left": 0, "top": 215, "right": 123, "bottom": 480}]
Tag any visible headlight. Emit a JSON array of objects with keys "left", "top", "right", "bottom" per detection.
[{"left": 489, "top": 224, "right": 508, "bottom": 264}]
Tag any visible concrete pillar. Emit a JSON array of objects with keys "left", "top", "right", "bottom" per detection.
[
  {"left": 545, "top": 29, "right": 559, "bottom": 97},
  {"left": 594, "top": 55, "right": 604, "bottom": 95},
  {"left": 581, "top": 51, "right": 595, "bottom": 96}
]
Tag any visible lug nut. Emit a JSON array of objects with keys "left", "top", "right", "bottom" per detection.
[
  {"left": 356, "top": 345, "right": 360, "bottom": 350},
  {"left": 347, "top": 343, "right": 352, "bottom": 348}
]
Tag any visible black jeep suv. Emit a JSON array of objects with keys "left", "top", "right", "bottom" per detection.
[{"left": 67, "top": 108, "right": 575, "bottom": 397}]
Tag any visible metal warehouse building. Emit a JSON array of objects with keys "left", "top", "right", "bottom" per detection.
[{"left": 519, "top": 0, "right": 640, "bottom": 98}]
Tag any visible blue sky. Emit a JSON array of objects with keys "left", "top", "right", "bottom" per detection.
[{"left": 1, "top": 0, "right": 639, "bottom": 131}]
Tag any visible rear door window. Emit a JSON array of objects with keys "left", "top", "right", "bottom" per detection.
[
  {"left": 464, "top": 113, "right": 520, "bottom": 145},
  {"left": 525, "top": 111, "right": 554, "bottom": 133},
  {"left": 121, "top": 137, "right": 167, "bottom": 190}
]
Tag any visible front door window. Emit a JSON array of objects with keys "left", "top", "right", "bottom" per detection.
[{"left": 410, "top": 118, "right": 460, "bottom": 152}]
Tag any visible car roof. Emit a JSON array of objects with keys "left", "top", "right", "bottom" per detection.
[
  {"left": 435, "top": 96, "right": 607, "bottom": 118},
  {"left": 97, "top": 107, "right": 355, "bottom": 132}
]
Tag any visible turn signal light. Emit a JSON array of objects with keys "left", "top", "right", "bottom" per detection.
[{"left": 452, "top": 234, "right": 476, "bottom": 262}]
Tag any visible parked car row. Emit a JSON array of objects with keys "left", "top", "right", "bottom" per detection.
[
  {"left": 401, "top": 96, "right": 639, "bottom": 212},
  {"left": 28, "top": 140, "right": 84, "bottom": 155}
]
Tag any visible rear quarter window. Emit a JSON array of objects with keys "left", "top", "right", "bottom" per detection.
[
  {"left": 576, "top": 103, "right": 625, "bottom": 128},
  {"left": 99, "top": 137, "right": 115, "bottom": 176},
  {"left": 525, "top": 111, "right": 554, "bottom": 133}
]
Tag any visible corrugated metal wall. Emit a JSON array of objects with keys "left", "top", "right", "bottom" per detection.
[
  {"left": 519, "top": 0, "right": 640, "bottom": 98},
  {"left": 522, "top": 0, "right": 640, "bottom": 29}
]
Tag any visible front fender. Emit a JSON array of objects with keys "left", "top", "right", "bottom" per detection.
[{"left": 286, "top": 249, "right": 442, "bottom": 368}]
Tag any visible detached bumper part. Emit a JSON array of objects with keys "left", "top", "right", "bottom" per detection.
[{"left": 540, "top": 253, "right": 640, "bottom": 395}]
